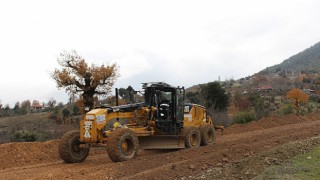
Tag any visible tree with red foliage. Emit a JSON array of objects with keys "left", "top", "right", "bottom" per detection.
[{"left": 286, "top": 88, "right": 309, "bottom": 113}]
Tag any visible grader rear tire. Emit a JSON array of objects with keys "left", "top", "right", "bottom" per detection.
[
  {"left": 199, "top": 124, "right": 216, "bottom": 146},
  {"left": 107, "top": 128, "right": 139, "bottom": 162},
  {"left": 59, "top": 130, "right": 89, "bottom": 163},
  {"left": 181, "top": 126, "right": 201, "bottom": 148}
]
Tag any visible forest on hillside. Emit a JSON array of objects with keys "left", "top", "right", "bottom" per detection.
[{"left": 262, "top": 42, "right": 320, "bottom": 73}]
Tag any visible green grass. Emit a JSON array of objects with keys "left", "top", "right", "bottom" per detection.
[
  {"left": 233, "top": 111, "right": 256, "bottom": 124},
  {"left": 256, "top": 146, "right": 320, "bottom": 179}
]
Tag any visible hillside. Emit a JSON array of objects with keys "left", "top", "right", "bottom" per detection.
[
  {"left": 262, "top": 42, "right": 320, "bottom": 74},
  {"left": 187, "top": 42, "right": 320, "bottom": 93}
]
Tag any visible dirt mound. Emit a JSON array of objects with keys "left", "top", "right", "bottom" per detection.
[
  {"left": 305, "top": 113, "right": 320, "bottom": 121},
  {"left": 0, "top": 140, "right": 60, "bottom": 169},
  {"left": 0, "top": 139, "right": 108, "bottom": 170},
  {"left": 224, "top": 113, "right": 320, "bottom": 135},
  {"left": 224, "top": 121, "right": 264, "bottom": 134}
]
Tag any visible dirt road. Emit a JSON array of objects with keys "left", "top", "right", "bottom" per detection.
[{"left": 0, "top": 113, "right": 319, "bottom": 180}]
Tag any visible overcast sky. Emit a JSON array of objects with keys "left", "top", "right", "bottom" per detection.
[{"left": 1, "top": 0, "right": 320, "bottom": 107}]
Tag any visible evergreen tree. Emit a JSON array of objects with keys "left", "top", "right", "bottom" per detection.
[{"left": 200, "top": 82, "right": 229, "bottom": 111}]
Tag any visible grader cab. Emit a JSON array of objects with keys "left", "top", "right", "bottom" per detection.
[{"left": 59, "top": 82, "right": 216, "bottom": 163}]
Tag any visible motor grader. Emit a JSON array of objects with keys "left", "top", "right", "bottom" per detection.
[{"left": 59, "top": 82, "right": 216, "bottom": 163}]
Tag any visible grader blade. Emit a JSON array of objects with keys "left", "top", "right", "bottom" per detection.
[{"left": 138, "top": 135, "right": 185, "bottom": 149}]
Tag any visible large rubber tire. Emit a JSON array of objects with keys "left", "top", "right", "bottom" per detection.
[
  {"left": 181, "top": 126, "right": 201, "bottom": 148},
  {"left": 59, "top": 130, "right": 89, "bottom": 163},
  {"left": 199, "top": 124, "right": 216, "bottom": 146},
  {"left": 107, "top": 128, "right": 139, "bottom": 162}
]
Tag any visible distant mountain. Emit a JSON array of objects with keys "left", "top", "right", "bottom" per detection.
[
  {"left": 262, "top": 42, "right": 320, "bottom": 74},
  {"left": 186, "top": 42, "right": 320, "bottom": 92}
]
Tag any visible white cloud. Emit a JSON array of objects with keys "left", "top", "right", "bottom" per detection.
[
  {"left": 116, "top": 51, "right": 153, "bottom": 79},
  {"left": 0, "top": 0, "right": 320, "bottom": 106}
]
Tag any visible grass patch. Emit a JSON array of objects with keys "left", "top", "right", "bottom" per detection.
[
  {"left": 256, "top": 146, "right": 320, "bottom": 179},
  {"left": 233, "top": 111, "right": 256, "bottom": 124}
]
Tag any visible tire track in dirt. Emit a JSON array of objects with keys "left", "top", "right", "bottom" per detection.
[
  {"left": 120, "top": 118, "right": 320, "bottom": 179},
  {"left": 198, "top": 135, "right": 320, "bottom": 179},
  {"left": 0, "top": 114, "right": 319, "bottom": 179}
]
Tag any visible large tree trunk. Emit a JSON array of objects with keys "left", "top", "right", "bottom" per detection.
[
  {"left": 82, "top": 75, "right": 96, "bottom": 112},
  {"left": 82, "top": 92, "right": 95, "bottom": 112}
]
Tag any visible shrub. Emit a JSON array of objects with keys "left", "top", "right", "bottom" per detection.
[
  {"left": 307, "top": 103, "right": 315, "bottom": 113},
  {"left": 11, "top": 131, "right": 48, "bottom": 142},
  {"left": 72, "top": 105, "right": 80, "bottom": 115},
  {"left": 299, "top": 108, "right": 309, "bottom": 116},
  {"left": 233, "top": 111, "right": 256, "bottom": 124},
  {"left": 36, "top": 132, "right": 49, "bottom": 142},
  {"left": 11, "top": 131, "right": 37, "bottom": 142},
  {"left": 279, "top": 104, "right": 294, "bottom": 115},
  {"left": 211, "top": 111, "right": 232, "bottom": 127},
  {"left": 62, "top": 108, "right": 70, "bottom": 118}
]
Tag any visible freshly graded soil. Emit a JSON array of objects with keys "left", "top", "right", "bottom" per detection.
[{"left": 0, "top": 113, "right": 319, "bottom": 179}]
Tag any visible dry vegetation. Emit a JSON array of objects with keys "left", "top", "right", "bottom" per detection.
[{"left": 0, "top": 112, "right": 78, "bottom": 144}]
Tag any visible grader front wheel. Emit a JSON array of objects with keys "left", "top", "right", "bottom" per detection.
[
  {"left": 59, "top": 130, "right": 89, "bottom": 163},
  {"left": 107, "top": 128, "right": 139, "bottom": 162}
]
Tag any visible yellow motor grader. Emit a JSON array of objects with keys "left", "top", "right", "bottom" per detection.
[{"left": 59, "top": 82, "right": 217, "bottom": 163}]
